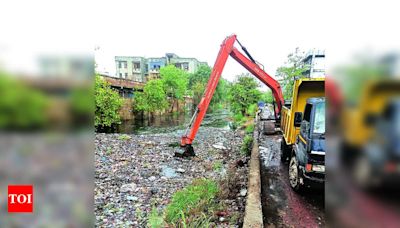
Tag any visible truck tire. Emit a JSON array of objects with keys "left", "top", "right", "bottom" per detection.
[
  {"left": 280, "top": 137, "right": 290, "bottom": 163},
  {"left": 289, "top": 155, "right": 304, "bottom": 192}
]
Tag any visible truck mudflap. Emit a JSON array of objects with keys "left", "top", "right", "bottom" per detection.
[{"left": 299, "top": 165, "right": 325, "bottom": 184}]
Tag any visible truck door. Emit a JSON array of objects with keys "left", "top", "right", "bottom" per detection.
[{"left": 297, "top": 104, "right": 313, "bottom": 162}]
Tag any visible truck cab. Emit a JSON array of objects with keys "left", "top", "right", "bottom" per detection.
[{"left": 289, "top": 98, "right": 325, "bottom": 191}]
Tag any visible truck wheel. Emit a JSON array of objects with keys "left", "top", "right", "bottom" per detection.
[{"left": 289, "top": 155, "right": 304, "bottom": 192}]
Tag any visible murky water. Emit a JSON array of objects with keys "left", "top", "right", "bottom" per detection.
[{"left": 113, "top": 109, "right": 232, "bottom": 134}]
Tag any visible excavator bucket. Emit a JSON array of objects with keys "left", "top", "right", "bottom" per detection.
[
  {"left": 262, "top": 120, "right": 276, "bottom": 135},
  {"left": 174, "top": 144, "right": 195, "bottom": 158}
]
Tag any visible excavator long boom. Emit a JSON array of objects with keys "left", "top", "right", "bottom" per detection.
[{"left": 180, "top": 34, "right": 284, "bottom": 156}]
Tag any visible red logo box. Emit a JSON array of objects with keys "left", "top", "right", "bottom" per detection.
[{"left": 8, "top": 185, "right": 33, "bottom": 213}]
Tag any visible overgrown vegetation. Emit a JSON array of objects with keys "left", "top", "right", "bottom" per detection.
[
  {"left": 118, "top": 134, "right": 131, "bottom": 140},
  {"left": 165, "top": 179, "right": 218, "bottom": 223},
  {"left": 134, "top": 79, "right": 168, "bottom": 115},
  {"left": 188, "top": 65, "right": 229, "bottom": 111},
  {"left": 160, "top": 65, "right": 189, "bottom": 112},
  {"left": 228, "top": 74, "right": 261, "bottom": 116},
  {"left": 245, "top": 123, "right": 254, "bottom": 134},
  {"left": 213, "top": 161, "right": 223, "bottom": 172},
  {"left": 133, "top": 64, "right": 229, "bottom": 115},
  {"left": 241, "top": 135, "right": 253, "bottom": 156},
  {"left": 334, "top": 53, "right": 388, "bottom": 103},
  {"left": 0, "top": 72, "right": 49, "bottom": 129},
  {"left": 95, "top": 74, "right": 123, "bottom": 128},
  {"left": 148, "top": 178, "right": 221, "bottom": 227},
  {"left": 276, "top": 48, "right": 309, "bottom": 100},
  {"left": 148, "top": 207, "right": 164, "bottom": 228},
  {"left": 228, "top": 75, "right": 257, "bottom": 130}
]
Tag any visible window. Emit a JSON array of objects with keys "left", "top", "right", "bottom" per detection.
[
  {"left": 119, "top": 73, "right": 122, "bottom": 77},
  {"left": 118, "top": 61, "right": 127, "bottom": 68},
  {"left": 313, "top": 102, "right": 325, "bottom": 134},
  {"left": 175, "top": 63, "right": 182, "bottom": 69},
  {"left": 125, "top": 73, "right": 128, "bottom": 78},
  {"left": 133, "top": 62, "right": 140, "bottom": 70},
  {"left": 119, "top": 61, "right": 127, "bottom": 68},
  {"left": 303, "top": 104, "right": 312, "bottom": 122},
  {"left": 182, "top": 62, "right": 189, "bottom": 71},
  {"left": 154, "top": 65, "right": 160, "bottom": 70}
]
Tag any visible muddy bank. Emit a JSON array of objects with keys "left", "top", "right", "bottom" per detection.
[{"left": 95, "top": 127, "right": 248, "bottom": 227}]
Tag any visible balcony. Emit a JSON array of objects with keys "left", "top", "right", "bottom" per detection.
[{"left": 132, "top": 68, "right": 141, "bottom": 73}]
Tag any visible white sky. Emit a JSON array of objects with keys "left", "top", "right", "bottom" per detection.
[{"left": 1, "top": 0, "right": 399, "bottom": 85}]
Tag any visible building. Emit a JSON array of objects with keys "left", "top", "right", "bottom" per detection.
[
  {"left": 115, "top": 56, "right": 148, "bottom": 82},
  {"left": 147, "top": 57, "right": 167, "bottom": 80},
  {"left": 165, "top": 53, "right": 207, "bottom": 74},
  {"left": 39, "top": 55, "right": 93, "bottom": 80},
  {"left": 301, "top": 49, "right": 325, "bottom": 78},
  {"left": 115, "top": 53, "right": 207, "bottom": 82}
]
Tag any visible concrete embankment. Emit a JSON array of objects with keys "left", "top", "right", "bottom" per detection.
[{"left": 243, "top": 116, "right": 263, "bottom": 227}]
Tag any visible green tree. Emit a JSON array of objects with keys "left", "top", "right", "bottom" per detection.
[
  {"left": 228, "top": 74, "right": 262, "bottom": 116},
  {"left": 160, "top": 65, "right": 188, "bottom": 112},
  {"left": 188, "top": 65, "right": 229, "bottom": 110},
  {"left": 212, "top": 77, "right": 229, "bottom": 109},
  {"left": 261, "top": 90, "right": 274, "bottom": 103},
  {"left": 134, "top": 79, "right": 168, "bottom": 114},
  {"left": 95, "top": 74, "right": 123, "bottom": 128},
  {"left": 334, "top": 55, "right": 386, "bottom": 103},
  {"left": 276, "top": 48, "right": 309, "bottom": 99},
  {"left": 0, "top": 72, "right": 48, "bottom": 129},
  {"left": 188, "top": 64, "right": 211, "bottom": 88}
]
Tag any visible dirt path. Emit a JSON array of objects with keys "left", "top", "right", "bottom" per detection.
[{"left": 259, "top": 133, "right": 325, "bottom": 227}]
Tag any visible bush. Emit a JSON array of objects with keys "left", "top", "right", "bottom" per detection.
[
  {"left": 165, "top": 179, "right": 218, "bottom": 224},
  {"left": 134, "top": 79, "right": 168, "bottom": 113},
  {"left": 245, "top": 124, "right": 255, "bottom": 134},
  {"left": 213, "top": 161, "right": 223, "bottom": 172},
  {"left": 118, "top": 134, "right": 131, "bottom": 140},
  {"left": 246, "top": 103, "right": 258, "bottom": 117},
  {"left": 241, "top": 135, "right": 253, "bottom": 156},
  {"left": 148, "top": 207, "right": 164, "bottom": 228},
  {"left": 95, "top": 75, "right": 123, "bottom": 128},
  {"left": 233, "top": 113, "right": 244, "bottom": 122},
  {"left": 0, "top": 72, "right": 49, "bottom": 129},
  {"left": 228, "top": 74, "right": 261, "bottom": 116}
]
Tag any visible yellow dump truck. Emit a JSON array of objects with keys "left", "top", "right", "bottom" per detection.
[
  {"left": 280, "top": 78, "right": 325, "bottom": 191},
  {"left": 340, "top": 80, "right": 400, "bottom": 188}
]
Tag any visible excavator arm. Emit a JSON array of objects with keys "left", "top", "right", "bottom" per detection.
[{"left": 179, "top": 34, "right": 284, "bottom": 156}]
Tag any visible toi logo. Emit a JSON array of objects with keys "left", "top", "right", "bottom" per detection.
[{"left": 8, "top": 185, "right": 33, "bottom": 213}]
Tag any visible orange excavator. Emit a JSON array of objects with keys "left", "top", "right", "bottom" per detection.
[{"left": 179, "top": 34, "right": 285, "bottom": 156}]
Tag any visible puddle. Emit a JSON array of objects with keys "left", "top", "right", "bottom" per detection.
[{"left": 99, "top": 109, "right": 232, "bottom": 134}]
